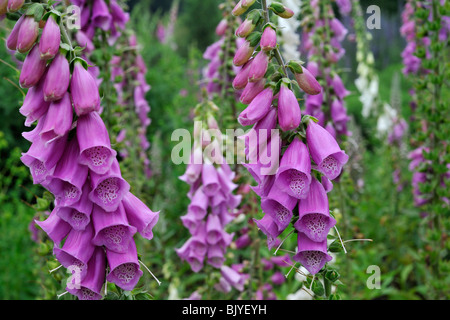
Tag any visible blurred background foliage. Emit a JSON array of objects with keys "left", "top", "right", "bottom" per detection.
[{"left": 0, "top": 0, "right": 447, "bottom": 300}]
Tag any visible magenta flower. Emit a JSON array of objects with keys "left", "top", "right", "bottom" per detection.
[
  {"left": 6, "top": 0, "right": 24, "bottom": 13},
  {"left": 220, "top": 265, "right": 245, "bottom": 291},
  {"left": 43, "top": 53, "right": 70, "bottom": 101},
  {"left": 275, "top": 137, "right": 311, "bottom": 199},
  {"left": 239, "top": 78, "right": 266, "bottom": 104},
  {"left": 238, "top": 87, "right": 273, "bottom": 126},
  {"left": 56, "top": 182, "right": 93, "bottom": 231},
  {"left": 35, "top": 209, "right": 71, "bottom": 245},
  {"left": 201, "top": 163, "right": 220, "bottom": 196},
  {"left": 294, "top": 178, "right": 336, "bottom": 242},
  {"left": 19, "top": 77, "right": 50, "bottom": 127},
  {"left": 294, "top": 65, "right": 322, "bottom": 95},
  {"left": 233, "top": 58, "right": 253, "bottom": 89},
  {"left": 39, "top": 15, "right": 61, "bottom": 60},
  {"left": 306, "top": 120, "right": 349, "bottom": 180},
  {"left": 91, "top": 0, "right": 112, "bottom": 31},
  {"left": 76, "top": 111, "right": 117, "bottom": 175},
  {"left": 6, "top": 15, "right": 24, "bottom": 50},
  {"left": 253, "top": 214, "right": 282, "bottom": 250},
  {"left": 248, "top": 50, "right": 269, "bottom": 82},
  {"left": 70, "top": 61, "right": 101, "bottom": 116},
  {"left": 106, "top": 241, "right": 143, "bottom": 291},
  {"left": 122, "top": 192, "right": 159, "bottom": 240},
  {"left": 260, "top": 26, "right": 277, "bottom": 51},
  {"left": 16, "top": 15, "right": 39, "bottom": 53},
  {"left": 40, "top": 92, "right": 73, "bottom": 143},
  {"left": 89, "top": 159, "right": 130, "bottom": 212},
  {"left": 293, "top": 232, "right": 332, "bottom": 275},
  {"left": 19, "top": 44, "right": 47, "bottom": 89},
  {"left": 233, "top": 40, "right": 255, "bottom": 66},
  {"left": 47, "top": 137, "right": 89, "bottom": 207},
  {"left": 277, "top": 83, "right": 301, "bottom": 131}
]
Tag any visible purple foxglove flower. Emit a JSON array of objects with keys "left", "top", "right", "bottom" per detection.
[
  {"left": 35, "top": 208, "right": 71, "bottom": 245},
  {"left": 207, "top": 244, "right": 225, "bottom": 268},
  {"left": 261, "top": 185, "right": 298, "bottom": 232},
  {"left": 21, "top": 134, "right": 67, "bottom": 185},
  {"left": 39, "top": 92, "right": 73, "bottom": 143},
  {"left": 278, "top": 83, "right": 301, "bottom": 131},
  {"left": 238, "top": 87, "right": 273, "bottom": 126},
  {"left": 215, "top": 19, "right": 228, "bottom": 36},
  {"left": 294, "top": 178, "right": 336, "bottom": 242},
  {"left": 56, "top": 182, "right": 93, "bottom": 231},
  {"left": 188, "top": 187, "right": 209, "bottom": 220},
  {"left": 275, "top": 137, "right": 311, "bottom": 199},
  {"left": 248, "top": 50, "right": 269, "bottom": 82},
  {"left": 329, "top": 18, "right": 348, "bottom": 42},
  {"left": 67, "top": 247, "right": 105, "bottom": 300},
  {"left": 233, "top": 40, "right": 255, "bottom": 67},
  {"left": 43, "top": 53, "right": 70, "bottom": 101},
  {"left": 70, "top": 61, "right": 101, "bottom": 116},
  {"left": 220, "top": 265, "right": 245, "bottom": 291},
  {"left": 179, "top": 147, "right": 203, "bottom": 184},
  {"left": 6, "top": 15, "right": 24, "bottom": 50},
  {"left": 19, "top": 45, "right": 47, "bottom": 89},
  {"left": 91, "top": 0, "right": 112, "bottom": 31},
  {"left": 254, "top": 214, "right": 282, "bottom": 249},
  {"left": 39, "top": 15, "right": 61, "bottom": 60},
  {"left": 235, "top": 18, "right": 257, "bottom": 38},
  {"left": 294, "top": 66, "right": 322, "bottom": 95},
  {"left": 22, "top": 114, "right": 46, "bottom": 142},
  {"left": 180, "top": 210, "right": 200, "bottom": 235},
  {"left": 76, "top": 111, "right": 117, "bottom": 174},
  {"left": 232, "top": 58, "right": 253, "bottom": 90},
  {"left": 269, "top": 2, "right": 294, "bottom": 18},
  {"left": 19, "top": 77, "right": 50, "bottom": 127},
  {"left": 47, "top": 138, "right": 88, "bottom": 207},
  {"left": 321, "top": 176, "right": 334, "bottom": 193},
  {"left": 215, "top": 276, "right": 232, "bottom": 293},
  {"left": 16, "top": 15, "right": 39, "bottom": 53},
  {"left": 106, "top": 241, "right": 143, "bottom": 291},
  {"left": 109, "top": 0, "right": 129, "bottom": 29},
  {"left": 293, "top": 232, "right": 332, "bottom": 275},
  {"left": 331, "top": 74, "right": 350, "bottom": 99},
  {"left": 260, "top": 26, "right": 277, "bottom": 51},
  {"left": 202, "top": 163, "right": 220, "bottom": 196},
  {"left": 89, "top": 158, "right": 130, "bottom": 212},
  {"left": 53, "top": 223, "right": 95, "bottom": 280},
  {"left": 239, "top": 78, "right": 266, "bottom": 104},
  {"left": 306, "top": 120, "right": 349, "bottom": 180},
  {"left": 271, "top": 271, "right": 285, "bottom": 285},
  {"left": 305, "top": 91, "right": 323, "bottom": 115},
  {"left": 122, "top": 192, "right": 159, "bottom": 240},
  {"left": 91, "top": 203, "right": 137, "bottom": 253},
  {"left": 6, "top": 0, "right": 24, "bottom": 13},
  {"left": 232, "top": 0, "right": 256, "bottom": 16},
  {"left": 235, "top": 233, "right": 251, "bottom": 249},
  {"left": 206, "top": 214, "right": 223, "bottom": 245},
  {"left": 75, "top": 31, "right": 95, "bottom": 53}
]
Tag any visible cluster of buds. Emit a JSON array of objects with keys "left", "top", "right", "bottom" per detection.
[
  {"left": 4, "top": 2, "right": 158, "bottom": 300},
  {"left": 110, "top": 33, "right": 152, "bottom": 179},
  {"left": 231, "top": 1, "right": 348, "bottom": 275},
  {"left": 301, "top": 0, "right": 351, "bottom": 138},
  {"left": 176, "top": 106, "right": 241, "bottom": 272}
]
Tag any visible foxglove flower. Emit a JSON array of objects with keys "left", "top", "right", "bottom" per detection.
[
  {"left": 261, "top": 184, "right": 298, "bottom": 232},
  {"left": 277, "top": 83, "right": 301, "bottom": 131},
  {"left": 6, "top": 0, "right": 24, "bottom": 13},
  {"left": 56, "top": 182, "right": 93, "bottom": 231},
  {"left": 248, "top": 50, "right": 269, "bottom": 82},
  {"left": 293, "top": 232, "right": 332, "bottom": 275},
  {"left": 306, "top": 120, "right": 349, "bottom": 180},
  {"left": 238, "top": 87, "right": 273, "bottom": 126},
  {"left": 106, "top": 241, "right": 143, "bottom": 291},
  {"left": 39, "top": 15, "right": 61, "bottom": 60},
  {"left": 6, "top": 15, "right": 24, "bottom": 50},
  {"left": 19, "top": 45, "right": 47, "bottom": 89},
  {"left": 275, "top": 137, "right": 311, "bottom": 199},
  {"left": 43, "top": 53, "right": 70, "bottom": 101},
  {"left": 122, "top": 192, "right": 159, "bottom": 240},
  {"left": 77, "top": 111, "right": 117, "bottom": 175},
  {"left": 16, "top": 15, "right": 39, "bottom": 53},
  {"left": 35, "top": 209, "right": 71, "bottom": 246},
  {"left": 39, "top": 92, "right": 73, "bottom": 143},
  {"left": 293, "top": 65, "right": 322, "bottom": 95},
  {"left": 260, "top": 25, "right": 277, "bottom": 51},
  {"left": 70, "top": 61, "right": 101, "bottom": 116}
]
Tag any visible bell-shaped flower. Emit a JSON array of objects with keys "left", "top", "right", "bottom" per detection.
[
  {"left": 106, "top": 241, "right": 143, "bottom": 291},
  {"left": 275, "top": 137, "right": 311, "bottom": 199},
  {"left": 294, "top": 178, "right": 336, "bottom": 242},
  {"left": 232, "top": 58, "right": 253, "bottom": 90},
  {"left": 201, "top": 163, "right": 220, "bottom": 196},
  {"left": 261, "top": 184, "right": 298, "bottom": 232},
  {"left": 7, "top": 0, "right": 24, "bottom": 12},
  {"left": 39, "top": 92, "right": 73, "bottom": 144},
  {"left": 306, "top": 120, "right": 349, "bottom": 180},
  {"left": 47, "top": 137, "right": 88, "bottom": 207},
  {"left": 20, "top": 134, "right": 67, "bottom": 185},
  {"left": 67, "top": 247, "right": 105, "bottom": 300},
  {"left": 239, "top": 78, "right": 266, "bottom": 104},
  {"left": 39, "top": 15, "right": 61, "bottom": 60},
  {"left": 89, "top": 159, "right": 130, "bottom": 212},
  {"left": 76, "top": 111, "right": 117, "bottom": 175},
  {"left": 122, "top": 192, "right": 159, "bottom": 240},
  {"left": 220, "top": 265, "right": 245, "bottom": 291},
  {"left": 56, "top": 182, "right": 93, "bottom": 231},
  {"left": 35, "top": 208, "right": 71, "bottom": 246},
  {"left": 16, "top": 15, "right": 39, "bottom": 53},
  {"left": 205, "top": 214, "right": 223, "bottom": 245},
  {"left": 277, "top": 83, "right": 301, "bottom": 131},
  {"left": 207, "top": 244, "right": 225, "bottom": 268},
  {"left": 293, "top": 232, "right": 332, "bottom": 275},
  {"left": 91, "top": 0, "right": 112, "bottom": 31},
  {"left": 19, "top": 45, "right": 47, "bottom": 89},
  {"left": 91, "top": 203, "right": 137, "bottom": 253},
  {"left": 187, "top": 187, "right": 209, "bottom": 220},
  {"left": 238, "top": 87, "right": 273, "bottom": 126},
  {"left": 70, "top": 61, "right": 101, "bottom": 116},
  {"left": 19, "top": 77, "right": 50, "bottom": 127},
  {"left": 253, "top": 214, "right": 282, "bottom": 249},
  {"left": 233, "top": 39, "right": 255, "bottom": 67},
  {"left": 43, "top": 53, "right": 70, "bottom": 101},
  {"left": 248, "top": 50, "right": 269, "bottom": 82},
  {"left": 53, "top": 223, "right": 96, "bottom": 281},
  {"left": 294, "top": 65, "right": 322, "bottom": 95}
]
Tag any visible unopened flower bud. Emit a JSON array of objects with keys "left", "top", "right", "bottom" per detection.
[
  {"left": 278, "top": 82, "right": 301, "bottom": 131},
  {"left": 248, "top": 50, "right": 269, "bottom": 82},
  {"left": 19, "top": 45, "right": 47, "bottom": 88},
  {"left": 269, "top": 1, "right": 295, "bottom": 19},
  {"left": 7, "top": 0, "right": 24, "bottom": 12},
  {"left": 17, "top": 15, "right": 39, "bottom": 53},
  {"left": 6, "top": 15, "right": 24, "bottom": 50},
  {"left": 70, "top": 61, "right": 101, "bottom": 116},
  {"left": 232, "top": 0, "right": 256, "bottom": 16},
  {"left": 235, "top": 10, "right": 261, "bottom": 38},
  {"left": 288, "top": 61, "right": 322, "bottom": 95},
  {"left": 39, "top": 15, "right": 61, "bottom": 60},
  {"left": 44, "top": 53, "right": 70, "bottom": 101},
  {"left": 260, "top": 25, "right": 277, "bottom": 51}
]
